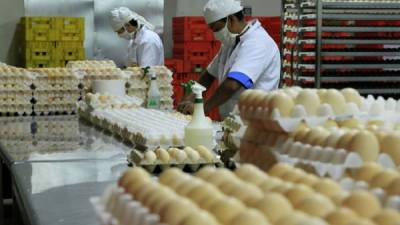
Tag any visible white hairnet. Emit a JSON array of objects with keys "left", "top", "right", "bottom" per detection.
[
  {"left": 203, "top": 0, "right": 243, "bottom": 24},
  {"left": 109, "top": 7, "right": 155, "bottom": 31}
]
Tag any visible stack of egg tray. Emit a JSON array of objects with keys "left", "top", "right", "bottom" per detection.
[
  {"left": 79, "top": 68, "right": 125, "bottom": 93},
  {"left": 0, "top": 66, "right": 34, "bottom": 116},
  {"left": 29, "top": 68, "right": 82, "bottom": 115},
  {"left": 125, "top": 66, "right": 174, "bottom": 111},
  {"left": 66, "top": 60, "right": 117, "bottom": 69}
]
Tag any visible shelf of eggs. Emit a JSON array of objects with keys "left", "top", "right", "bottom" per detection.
[
  {"left": 238, "top": 87, "right": 400, "bottom": 178},
  {"left": 0, "top": 65, "right": 34, "bottom": 116},
  {"left": 281, "top": 0, "right": 400, "bottom": 93},
  {"left": 77, "top": 93, "right": 190, "bottom": 149},
  {"left": 125, "top": 66, "right": 174, "bottom": 111},
  {"left": 130, "top": 146, "right": 221, "bottom": 174},
  {"left": 29, "top": 68, "right": 82, "bottom": 115},
  {"left": 92, "top": 163, "right": 400, "bottom": 225}
]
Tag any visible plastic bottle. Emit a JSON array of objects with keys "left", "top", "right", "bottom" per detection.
[
  {"left": 184, "top": 82, "right": 214, "bottom": 150},
  {"left": 146, "top": 72, "right": 161, "bottom": 109}
]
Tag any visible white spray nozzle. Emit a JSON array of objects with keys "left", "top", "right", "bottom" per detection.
[{"left": 192, "top": 82, "right": 206, "bottom": 99}]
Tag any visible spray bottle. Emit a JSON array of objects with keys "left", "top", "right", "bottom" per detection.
[
  {"left": 184, "top": 82, "right": 214, "bottom": 150},
  {"left": 146, "top": 71, "right": 161, "bottom": 109}
]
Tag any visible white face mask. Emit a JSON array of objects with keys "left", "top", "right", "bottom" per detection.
[
  {"left": 214, "top": 19, "right": 237, "bottom": 45},
  {"left": 118, "top": 30, "right": 132, "bottom": 40}
]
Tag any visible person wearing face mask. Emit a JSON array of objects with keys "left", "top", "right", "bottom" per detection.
[
  {"left": 177, "top": 0, "right": 280, "bottom": 119},
  {"left": 109, "top": 7, "right": 164, "bottom": 67}
]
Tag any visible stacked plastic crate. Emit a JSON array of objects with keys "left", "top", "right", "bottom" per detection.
[
  {"left": 166, "top": 16, "right": 221, "bottom": 120},
  {"left": 22, "top": 17, "right": 85, "bottom": 68}
]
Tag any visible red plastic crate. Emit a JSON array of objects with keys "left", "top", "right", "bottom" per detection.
[
  {"left": 183, "top": 60, "right": 211, "bottom": 73},
  {"left": 165, "top": 58, "right": 184, "bottom": 73},
  {"left": 173, "top": 42, "right": 213, "bottom": 62},
  {"left": 173, "top": 73, "right": 201, "bottom": 85},
  {"left": 173, "top": 17, "right": 214, "bottom": 42}
]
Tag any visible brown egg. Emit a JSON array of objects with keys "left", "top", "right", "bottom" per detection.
[
  {"left": 324, "top": 130, "right": 346, "bottom": 148},
  {"left": 369, "top": 170, "right": 400, "bottom": 189},
  {"left": 186, "top": 183, "right": 219, "bottom": 203},
  {"left": 284, "top": 184, "right": 315, "bottom": 206},
  {"left": 345, "top": 219, "right": 377, "bottom": 225},
  {"left": 280, "top": 168, "right": 307, "bottom": 182},
  {"left": 276, "top": 211, "right": 309, "bottom": 225},
  {"left": 297, "top": 194, "right": 335, "bottom": 217},
  {"left": 297, "top": 174, "right": 320, "bottom": 186},
  {"left": 161, "top": 198, "right": 198, "bottom": 225},
  {"left": 295, "top": 89, "right": 321, "bottom": 115},
  {"left": 268, "top": 163, "right": 294, "bottom": 177},
  {"left": 175, "top": 178, "right": 204, "bottom": 196},
  {"left": 352, "top": 162, "right": 384, "bottom": 182},
  {"left": 195, "top": 166, "right": 217, "bottom": 180},
  {"left": 385, "top": 177, "right": 400, "bottom": 195},
  {"left": 118, "top": 167, "right": 150, "bottom": 189},
  {"left": 232, "top": 183, "right": 264, "bottom": 205},
  {"left": 258, "top": 177, "right": 284, "bottom": 192},
  {"left": 254, "top": 193, "right": 293, "bottom": 223},
  {"left": 348, "top": 131, "right": 380, "bottom": 161},
  {"left": 206, "top": 168, "right": 237, "bottom": 186},
  {"left": 381, "top": 132, "right": 400, "bottom": 165},
  {"left": 313, "top": 178, "right": 343, "bottom": 198},
  {"left": 235, "top": 164, "right": 269, "bottom": 186},
  {"left": 268, "top": 92, "right": 295, "bottom": 117},
  {"left": 372, "top": 209, "right": 400, "bottom": 225},
  {"left": 341, "top": 88, "right": 363, "bottom": 107},
  {"left": 342, "top": 190, "right": 382, "bottom": 218},
  {"left": 303, "top": 127, "right": 330, "bottom": 145},
  {"left": 179, "top": 211, "right": 220, "bottom": 225},
  {"left": 322, "top": 89, "right": 347, "bottom": 114},
  {"left": 125, "top": 178, "right": 153, "bottom": 197},
  {"left": 336, "top": 130, "right": 358, "bottom": 150},
  {"left": 325, "top": 207, "right": 359, "bottom": 225},
  {"left": 230, "top": 209, "right": 271, "bottom": 225},
  {"left": 210, "top": 197, "right": 246, "bottom": 224},
  {"left": 294, "top": 127, "right": 312, "bottom": 142},
  {"left": 145, "top": 186, "right": 176, "bottom": 211}
]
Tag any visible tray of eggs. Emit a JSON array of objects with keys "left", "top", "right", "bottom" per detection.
[{"left": 128, "top": 146, "right": 223, "bottom": 173}]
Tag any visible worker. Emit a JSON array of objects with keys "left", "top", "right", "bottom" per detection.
[
  {"left": 178, "top": 0, "right": 280, "bottom": 119},
  {"left": 109, "top": 7, "right": 164, "bottom": 67}
]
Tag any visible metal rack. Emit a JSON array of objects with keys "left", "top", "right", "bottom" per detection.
[{"left": 281, "top": 0, "right": 400, "bottom": 95}]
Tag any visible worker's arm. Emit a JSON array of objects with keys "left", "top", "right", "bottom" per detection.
[
  {"left": 204, "top": 78, "right": 242, "bottom": 114},
  {"left": 180, "top": 70, "right": 216, "bottom": 102}
]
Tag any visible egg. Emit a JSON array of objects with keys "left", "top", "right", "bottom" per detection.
[
  {"left": 369, "top": 170, "right": 400, "bottom": 189},
  {"left": 277, "top": 211, "right": 309, "bottom": 225},
  {"left": 175, "top": 179, "right": 203, "bottom": 196},
  {"left": 161, "top": 198, "right": 197, "bottom": 225},
  {"left": 195, "top": 166, "right": 217, "bottom": 180},
  {"left": 270, "top": 182, "right": 294, "bottom": 194},
  {"left": 341, "top": 88, "right": 363, "bottom": 107},
  {"left": 380, "top": 132, "right": 400, "bottom": 165},
  {"left": 339, "top": 119, "right": 363, "bottom": 129},
  {"left": 269, "top": 163, "right": 294, "bottom": 177},
  {"left": 186, "top": 183, "right": 219, "bottom": 203},
  {"left": 313, "top": 178, "right": 343, "bottom": 198},
  {"left": 118, "top": 167, "right": 150, "bottom": 189},
  {"left": 280, "top": 168, "right": 307, "bottom": 182},
  {"left": 303, "top": 127, "right": 331, "bottom": 146},
  {"left": 258, "top": 177, "right": 284, "bottom": 192},
  {"left": 235, "top": 164, "right": 269, "bottom": 186},
  {"left": 155, "top": 147, "right": 170, "bottom": 163},
  {"left": 197, "top": 192, "right": 225, "bottom": 211},
  {"left": 342, "top": 190, "right": 382, "bottom": 218},
  {"left": 230, "top": 209, "right": 271, "bottom": 225},
  {"left": 284, "top": 184, "right": 315, "bottom": 206},
  {"left": 145, "top": 186, "right": 176, "bottom": 211},
  {"left": 321, "top": 89, "right": 347, "bottom": 114},
  {"left": 186, "top": 149, "right": 200, "bottom": 162},
  {"left": 297, "top": 174, "right": 320, "bottom": 186},
  {"left": 324, "top": 130, "right": 346, "bottom": 148},
  {"left": 348, "top": 131, "right": 380, "bottom": 161},
  {"left": 385, "top": 177, "right": 400, "bottom": 195},
  {"left": 168, "top": 148, "right": 179, "bottom": 158},
  {"left": 152, "top": 193, "right": 178, "bottom": 215},
  {"left": 352, "top": 162, "right": 384, "bottom": 182},
  {"left": 143, "top": 150, "right": 157, "bottom": 164},
  {"left": 206, "top": 168, "right": 237, "bottom": 187},
  {"left": 175, "top": 150, "right": 188, "bottom": 163},
  {"left": 325, "top": 208, "right": 359, "bottom": 225},
  {"left": 345, "top": 219, "right": 377, "bottom": 225},
  {"left": 323, "top": 120, "right": 338, "bottom": 129},
  {"left": 372, "top": 209, "right": 400, "bottom": 225},
  {"left": 295, "top": 89, "right": 321, "bottom": 115},
  {"left": 179, "top": 211, "right": 220, "bottom": 225},
  {"left": 336, "top": 130, "right": 358, "bottom": 150},
  {"left": 196, "top": 145, "right": 214, "bottom": 162},
  {"left": 254, "top": 193, "right": 293, "bottom": 223},
  {"left": 210, "top": 197, "right": 246, "bottom": 224},
  {"left": 134, "top": 180, "right": 158, "bottom": 202},
  {"left": 232, "top": 183, "right": 264, "bottom": 205},
  {"left": 239, "top": 89, "right": 253, "bottom": 108},
  {"left": 159, "top": 168, "right": 185, "bottom": 185},
  {"left": 297, "top": 194, "right": 335, "bottom": 217},
  {"left": 268, "top": 92, "right": 294, "bottom": 117},
  {"left": 296, "top": 218, "right": 329, "bottom": 225}
]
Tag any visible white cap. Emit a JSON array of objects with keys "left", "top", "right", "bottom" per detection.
[
  {"left": 203, "top": 0, "right": 243, "bottom": 24},
  {"left": 109, "top": 7, "right": 155, "bottom": 31}
]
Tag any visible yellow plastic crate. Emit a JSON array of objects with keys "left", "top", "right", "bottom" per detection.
[
  {"left": 25, "top": 59, "right": 63, "bottom": 68},
  {"left": 24, "top": 42, "right": 56, "bottom": 61},
  {"left": 56, "top": 42, "right": 85, "bottom": 65},
  {"left": 21, "top": 17, "right": 57, "bottom": 41},
  {"left": 55, "top": 17, "right": 84, "bottom": 41}
]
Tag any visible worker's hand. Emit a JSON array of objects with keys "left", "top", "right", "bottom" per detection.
[{"left": 177, "top": 100, "right": 194, "bottom": 115}]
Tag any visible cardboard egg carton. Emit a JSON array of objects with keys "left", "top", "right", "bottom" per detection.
[
  {"left": 34, "top": 103, "right": 77, "bottom": 115},
  {"left": 82, "top": 93, "right": 143, "bottom": 110},
  {"left": 0, "top": 117, "right": 32, "bottom": 138},
  {"left": 128, "top": 146, "right": 222, "bottom": 173},
  {"left": 29, "top": 68, "right": 82, "bottom": 91},
  {"left": 66, "top": 60, "right": 117, "bottom": 69}
]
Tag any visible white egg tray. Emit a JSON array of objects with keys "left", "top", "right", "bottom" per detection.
[
  {"left": 0, "top": 77, "right": 33, "bottom": 91},
  {"left": 33, "top": 91, "right": 80, "bottom": 105},
  {"left": 0, "top": 119, "right": 32, "bottom": 138},
  {"left": 240, "top": 95, "right": 400, "bottom": 133},
  {"left": 33, "top": 77, "right": 80, "bottom": 91},
  {"left": 66, "top": 60, "right": 117, "bottom": 69},
  {"left": 84, "top": 94, "right": 144, "bottom": 110},
  {"left": 34, "top": 104, "right": 77, "bottom": 115},
  {"left": 266, "top": 138, "right": 396, "bottom": 179},
  {"left": 90, "top": 185, "right": 165, "bottom": 225},
  {"left": 0, "top": 91, "right": 33, "bottom": 105},
  {"left": 0, "top": 105, "right": 33, "bottom": 115}
]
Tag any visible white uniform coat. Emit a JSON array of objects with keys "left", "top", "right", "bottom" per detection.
[
  {"left": 207, "top": 20, "right": 280, "bottom": 118},
  {"left": 127, "top": 26, "right": 164, "bottom": 67}
]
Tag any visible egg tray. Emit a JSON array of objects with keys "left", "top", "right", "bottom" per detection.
[
  {"left": 66, "top": 60, "right": 117, "bottom": 69},
  {"left": 0, "top": 79, "right": 34, "bottom": 92},
  {"left": 33, "top": 104, "right": 77, "bottom": 116},
  {"left": 0, "top": 105, "right": 33, "bottom": 117},
  {"left": 33, "top": 92, "right": 81, "bottom": 106},
  {"left": 91, "top": 185, "right": 166, "bottom": 225}
]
